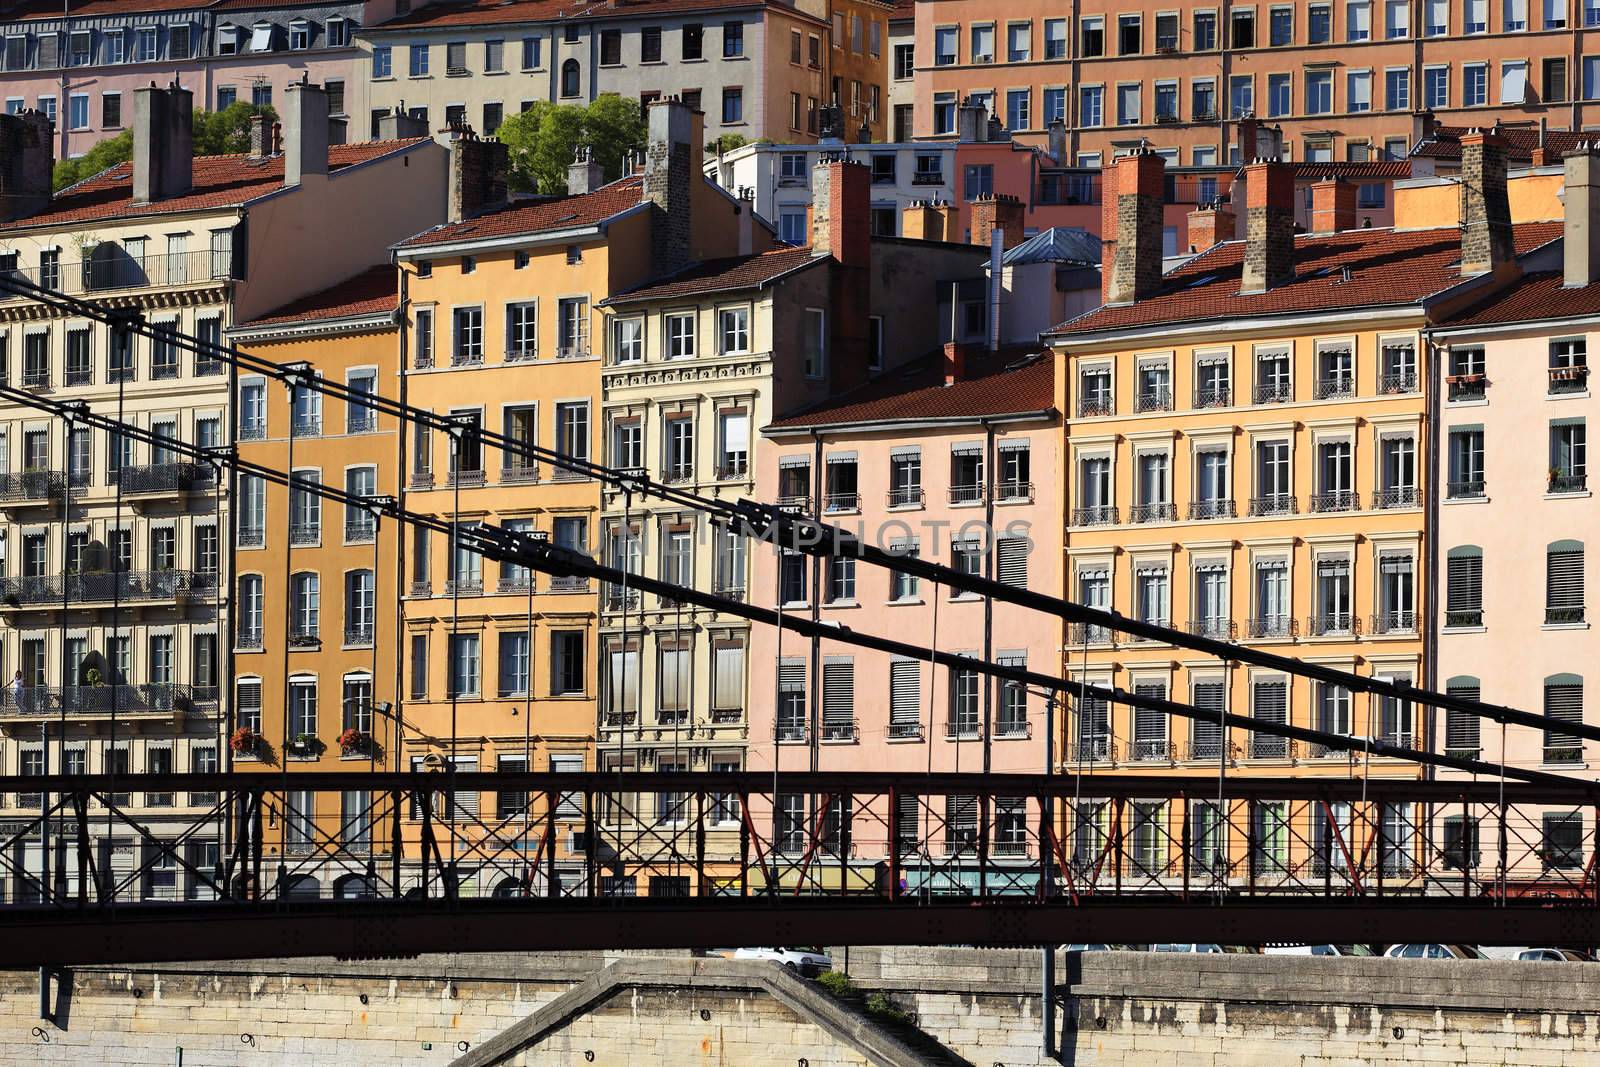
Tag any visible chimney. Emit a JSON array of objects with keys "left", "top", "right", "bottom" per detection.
[
  {"left": 643, "top": 97, "right": 697, "bottom": 277},
  {"left": 901, "top": 200, "right": 949, "bottom": 242},
  {"left": 448, "top": 126, "right": 509, "bottom": 224},
  {"left": 132, "top": 83, "right": 193, "bottom": 204},
  {"left": 943, "top": 340, "right": 968, "bottom": 384},
  {"left": 248, "top": 113, "right": 271, "bottom": 158},
  {"left": 1309, "top": 177, "right": 1357, "bottom": 234},
  {"left": 971, "top": 193, "right": 1026, "bottom": 251},
  {"left": 1240, "top": 160, "right": 1296, "bottom": 293},
  {"left": 1459, "top": 128, "right": 1513, "bottom": 276},
  {"left": 1099, "top": 159, "right": 1119, "bottom": 302},
  {"left": 811, "top": 158, "right": 869, "bottom": 266},
  {"left": 1047, "top": 119, "right": 1067, "bottom": 165},
  {"left": 1412, "top": 110, "right": 1438, "bottom": 149},
  {"left": 1186, "top": 200, "right": 1235, "bottom": 252},
  {"left": 1106, "top": 148, "right": 1166, "bottom": 304},
  {"left": 0, "top": 108, "right": 54, "bottom": 223},
  {"left": 377, "top": 109, "right": 430, "bottom": 140},
  {"left": 1564, "top": 144, "right": 1600, "bottom": 287},
  {"left": 282, "top": 81, "right": 329, "bottom": 187},
  {"left": 957, "top": 97, "right": 988, "bottom": 142},
  {"left": 567, "top": 144, "right": 604, "bottom": 194},
  {"left": 856, "top": 120, "right": 871, "bottom": 144}
]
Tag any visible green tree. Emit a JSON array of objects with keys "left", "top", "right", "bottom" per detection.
[
  {"left": 496, "top": 94, "right": 646, "bottom": 195},
  {"left": 51, "top": 102, "right": 278, "bottom": 190},
  {"left": 706, "top": 133, "right": 750, "bottom": 156}
]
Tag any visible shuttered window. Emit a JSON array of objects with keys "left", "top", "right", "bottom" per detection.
[
  {"left": 945, "top": 795, "right": 978, "bottom": 852},
  {"left": 777, "top": 657, "right": 807, "bottom": 736},
  {"left": 821, "top": 658, "right": 854, "bottom": 732},
  {"left": 1446, "top": 549, "right": 1483, "bottom": 620},
  {"left": 1544, "top": 678, "right": 1583, "bottom": 750},
  {"left": 236, "top": 679, "right": 262, "bottom": 732},
  {"left": 449, "top": 756, "right": 479, "bottom": 817},
  {"left": 606, "top": 645, "right": 639, "bottom": 717},
  {"left": 658, "top": 645, "right": 689, "bottom": 715},
  {"left": 894, "top": 792, "right": 919, "bottom": 845},
  {"left": 1191, "top": 681, "right": 1225, "bottom": 752},
  {"left": 1253, "top": 681, "right": 1287, "bottom": 722},
  {"left": 997, "top": 536, "right": 1028, "bottom": 588},
  {"left": 1547, "top": 544, "right": 1585, "bottom": 619},
  {"left": 1132, "top": 682, "right": 1169, "bottom": 756},
  {"left": 890, "top": 660, "right": 921, "bottom": 727},
  {"left": 712, "top": 643, "right": 744, "bottom": 710},
  {"left": 1445, "top": 680, "right": 1481, "bottom": 752}
]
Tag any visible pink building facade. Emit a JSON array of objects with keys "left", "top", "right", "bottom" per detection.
[{"left": 746, "top": 346, "right": 1061, "bottom": 890}]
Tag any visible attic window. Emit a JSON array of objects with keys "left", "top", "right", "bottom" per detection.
[{"left": 251, "top": 22, "right": 275, "bottom": 52}]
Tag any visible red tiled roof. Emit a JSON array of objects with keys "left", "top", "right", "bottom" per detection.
[
  {"left": 395, "top": 177, "right": 644, "bottom": 249},
  {"left": 769, "top": 347, "right": 1055, "bottom": 429},
  {"left": 1049, "top": 222, "right": 1564, "bottom": 338},
  {"left": 5, "top": 0, "right": 206, "bottom": 19},
  {"left": 1412, "top": 125, "right": 1586, "bottom": 163},
  {"left": 373, "top": 0, "right": 803, "bottom": 31},
  {"left": 1442, "top": 270, "right": 1600, "bottom": 328},
  {"left": 1288, "top": 160, "right": 1412, "bottom": 180},
  {"left": 602, "top": 246, "right": 821, "bottom": 303},
  {"left": 888, "top": 0, "right": 916, "bottom": 18},
  {"left": 1, "top": 139, "right": 429, "bottom": 232},
  {"left": 237, "top": 266, "right": 399, "bottom": 328}
]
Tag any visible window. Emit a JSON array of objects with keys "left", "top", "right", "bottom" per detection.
[
  {"left": 1194, "top": 10, "right": 1218, "bottom": 47},
  {"left": 717, "top": 411, "right": 748, "bottom": 478},
  {"left": 1270, "top": 6, "right": 1294, "bottom": 43},
  {"left": 1007, "top": 22, "right": 1030, "bottom": 61},
  {"left": 1376, "top": 553, "right": 1416, "bottom": 632},
  {"left": 1007, "top": 89, "right": 1030, "bottom": 131},
  {"left": 1347, "top": 0, "right": 1373, "bottom": 37},
  {"left": 1465, "top": 63, "right": 1488, "bottom": 106},
  {"left": 1544, "top": 811, "right": 1583, "bottom": 866},
  {"left": 803, "top": 309, "right": 826, "bottom": 377},
  {"left": 721, "top": 86, "right": 742, "bottom": 124},
  {"left": 1502, "top": 59, "right": 1528, "bottom": 103},
  {"left": 1306, "top": 70, "right": 1332, "bottom": 114},
  {"left": 948, "top": 666, "right": 979, "bottom": 737},
  {"left": 1252, "top": 560, "right": 1290, "bottom": 637},
  {"left": 1446, "top": 547, "right": 1484, "bottom": 627},
  {"left": 1119, "top": 13, "right": 1142, "bottom": 53},
  {"left": 1230, "top": 76, "right": 1255, "bottom": 118},
  {"left": 1543, "top": 676, "right": 1583, "bottom": 764},
  {"left": 498, "top": 632, "right": 530, "bottom": 697},
  {"left": 1386, "top": 68, "right": 1411, "bottom": 110},
  {"left": 1135, "top": 564, "right": 1170, "bottom": 626},
  {"left": 551, "top": 632, "right": 584, "bottom": 694},
  {"left": 970, "top": 23, "right": 995, "bottom": 62},
  {"left": 289, "top": 20, "right": 310, "bottom": 50},
  {"left": 821, "top": 658, "right": 855, "bottom": 740},
  {"left": 663, "top": 418, "right": 694, "bottom": 482},
  {"left": 1547, "top": 541, "right": 1585, "bottom": 623},
  {"left": 1448, "top": 428, "right": 1485, "bottom": 498},
  {"left": 1385, "top": 0, "right": 1410, "bottom": 35},
  {"left": 1251, "top": 680, "right": 1289, "bottom": 757},
  {"left": 1347, "top": 70, "right": 1372, "bottom": 112},
  {"left": 665, "top": 312, "right": 696, "bottom": 358},
  {"left": 410, "top": 44, "right": 429, "bottom": 77},
  {"left": 345, "top": 570, "right": 375, "bottom": 644},
  {"left": 1425, "top": 66, "right": 1450, "bottom": 108},
  {"left": 1551, "top": 420, "right": 1587, "bottom": 493},
  {"left": 344, "top": 467, "right": 377, "bottom": 541},
  {"left": 561, "top": 59, "right": 580, "bottom": 97},
  {"left": 445, "top": 634, "right": 480, "bottom": 698},
  {"left": 890, "top": 540, "right": 920, "bottom": 601},
  {"left": 1117, "top": 83, "right": 1141, "bottom": 125},
  {"left": 1080, "top": 85, "right": 1104, "bottom": 127},
  {"left": 290, "top": 472, "right": 321, "bottom": 542}
]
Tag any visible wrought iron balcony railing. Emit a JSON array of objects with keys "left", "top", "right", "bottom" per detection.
[
  {"left": 1444, "top": 608, "right": 1484, "bottom": 628},
  {"left": 887, "top": 487, "right": 924, "bottom": 508},
  {"left": 0, "top": 683, "right": 205, "bottom": 716},
  {"left": 1077, "top": 397, "right": 1113, "bottom": 418},
  {"left": 1071, "top": 504, "right": 1118, "bottom": 526},
  {"left": 0, "top": 470, "right": 65, "bottom": 502},
  {"left": 1245, "top": 616, "right": 1294, "bottom": 639},
  {"left": 1370, "top": 610, "right": 1417, "bottom": 635},
  {"left": 1379, "top": 371, "right": 1418, "bottom": 394},
  {"left": 1134, "top": 388, "right": 1172, "bottom": 413},
  {"left": 112, "top": 462, "right": 207, "bottom": 495},
  {"left": 1309, "top": 489, "right": 1359, "bottom": 513},
  {"left": 1248, "top": 494, "right": 1296, "bottom": 517},
  {"left": 0, "top": 569, "right": 214, "bottom": 606},
  {"left": 1188, "top": 498, "right": 1236, "bottom": 520},
  {"left": 1307, "top": 612, "right": 1356, "bottom": 637},
  {"left": 1187, "top": 618, "right": 1236, "bottom": 639},
  {"left": 1313, "top": 377, "right": 1355, "bottom": 400},
  {"left": 1447, "top": 374, "right": 1487, "bottom": 401},
  {"left": 1549, "top": 472, "right": 1587, "bottom": 494},
  {"left": 948, "top": 483, "right": 984, "bottom": 505},
  {"left": 1372, "top": 485, "right": 1419, "bottom": 509},
  {"left": 1253, "top": 382, "right": 1292, "bottom": 404},
  {"left": 1193, "top": 385, "right": 1231, "bottom": 409},
  {"left": 1128, "top": 501, "right": 1177, "bottom": 524}
]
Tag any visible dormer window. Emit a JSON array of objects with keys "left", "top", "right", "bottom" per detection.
[
  {"left": 289, "top": 20, "right": 310, "bottom": 50},
  {"left": 251, "top": 22, "right": 276, "bottom": 53},
  {"left": 217, "top": 24, "right": 240, "bottom": 55}
]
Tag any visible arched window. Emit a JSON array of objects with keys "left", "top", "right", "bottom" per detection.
[
  {"left": 1543, "top": 672, "right": 1583, "bottom": 764},
  {"left": 284, "top": 874, "right": 321, "bottom": 899},
  {"left": 1444, "top": 545, "right": 1483, "bottom": 627},
  {"left": 333, "top": 874, "right": 374, "bottom": 899},
  {"left": 1546, "top": 540, "right": 1584, "bottom": 624},
  {"left": 561, "top": 58, "right": 581, "bottom": 98},
  {"left": 492, "top": 876, "right": 529, "bottom": 898},
  {"left": 1443, "top": 675, "right": 1481, "bottom": 757}
]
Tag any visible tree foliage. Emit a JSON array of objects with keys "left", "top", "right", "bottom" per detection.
[
  {"left": 706, "top": 133, "right": 750, "bottom": 156},
  {"left": 52, "top": 102, "right": 279, "bottom": 190},
  {"left": 496, "top": 94, "right": 646, "bottom": 195}
]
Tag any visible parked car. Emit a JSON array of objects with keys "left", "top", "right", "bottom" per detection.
[
  {"left": 1264, "top": 944, "right": 1375, "bottom": 956},
  {"left": 1062, "top": 943, "right": 1111, "bottom": 953},
  {"left": 1151, "top": 944, "right": 1227, "bottom": 953},
  {"left": 734, "top": 947, "right": 833, "bottom": 977},
  {"left": 1517, "top": 948, "right": 1592, "bottom": 962},
  {"left": 1384, "top": 944, "right": 1487, "bottom": 959}
]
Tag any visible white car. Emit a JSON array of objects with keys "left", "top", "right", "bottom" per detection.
[
  {"left": 1265, "top": 944, "right": 1375, "bottom": 956},
  {"left": 1384, "top": 943, "right": 1487, "bottom": 959},
  {"left": 734, "top": 947, "right": 833, "bottom": 977},
  {"left": 1151, "top": 943, "right": 1228, "bottom": 953},
  {"left": 1518, "top": 948, "right": 1592, "bottom": 962}
]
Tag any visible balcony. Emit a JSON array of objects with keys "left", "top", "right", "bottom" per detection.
[
  {"left": 1307, "top": 612, "right": 1355, "bottom": 637},
  {"left": 1372, "top": 485, "right": 1418, "bottom": 509},
  {"left": 1188, "top": 498, "right": 1236, "bottom": 520},
  {"left": 1134, "top": 388, "right": 1172, "bottom": 413},
  {"left": 1544, "top": 743, "right": 1583, "bottom": 765},
  {"left": 1379, "top": 371, "right": 1418, "bottom": 394},
  {"left": 1077, "top": 398, "right": 1113, "bottom": 418},
  {"left": 716, "top": 461, "right": 749, "bottom": 481},
  {"left": 888, "top": 721, "right": 925, "bottom": 740},
  {"left": 1313, "top": 377, "right": 1355, "bottom": 400},
  {"left": 774, "top": 722, "right": 808, "bottom": 743},
  {"left": 1545, "top": 605, "right": 1585, "bottom": 625},
  {"left": 0, "top": 470, "right": 66, "bottom": 508},
  {"left": 346, "top": 412, "right": 377, "bottom": 435},
  {"left": 1194, "top": 385, "right": 1232, "bottom": 408},
  {"left": 1129, "top": 501, "right": 1177, "bottom": 524},
  {"left": 1309, "top": 489, "right": 1359, "bottom": 513},
  {"left": 0, "top": 683, "right": 207, "bottom": 720},
  {"left": 1253, "top": 382, "right": 1292, "bottom": 405},
  {"left": 1187, "top": 738, "right": 1227, "bottom": 761},
  {"left": 820, "top": 718, "right": 859, "bottom": 742},
  {"left": 290, "top": 415, "right": 321, "bottom": 438},
  {"left": 447, "top": 468, "right": 487, "bottom": 488},
  {"left": 996, "top": 480, "right": 1033, "bottom": 503},
  {"left": 1250, "top": 736, "right": 1289, "bottom": 759},
  {"left": 555, "top": 346, "right": 591, "bottom": 361},
  {"left": 1549, "top": 472, "right": 1587, "bottom": 494},
  {"left": 238, "top": 527, "right": 265, "bottom": 549},
  {"left": 1131, "top": 738, "right": 1170, "bottom": 761},
  {"left": 1071, "top": 504, "right": 1118, "bottom": 526},
  {"left": 1068, "top": 622, "right": 1115, "bottom": 644},
  {"left": 1369, "top": 610, "right": 1417, "bottom": 635},
  {"left": 944, "top": 721, "right": 982, "bottom": 741},
  {"left": 1447, "top": 374, "right": 1487, "bottom": 401},
  {"left": 777, "top": 494, "right": 810, "bottom": 513},
  {"left": 1549, "top": 366, "right": 1588, "bottom": 394},
  {"left": 948, "top": 483, "right": 985, "bottom": 505},
  {"left": 452, "top": 349, "right": 484, "bottom": 368},
  {"left": 887, "top": 486, "right": 924, "bottom": 508},
  {"left": 604, "top": 587, "right": 641, "bottom": 612},
  {"left": 112, "top": 462, "right": 207, "bottom": 497},
  {"left": 823, "top": 491, "right": 859, "bottom": 512},
  {"left": 0, "top": 569, "right": 215, "bottom": 610},
  {"left": 345, "top": 517, "right": 376, "bottom": 543},
  {"left": 0, "top": 249, "right": 234, "bottom": 301},
  {"left": 21, "top": 365, "right": 50, "bottom": 391},
  {"left": 1245, "top": 616, "right": 1294, "bottom": 639},
  {"left": 239, "top": 422, "right": 267, "bottom": 442},
  {"left": 1248, "top": 494, "right": 1296, "bottom": 517},
  {"left": 236, "top": 627, "right": 263, "bottom": 650},
  {"left": 912, "top": 169, "right": 944, "bottom": 185},
  {"left": 505, "top": 346, "right": 538, "bottom": 364},
  {"left": 444, "top": 578, "right": 483, "bottom": 596},
  {"left": 289, "top": 523, "right": 321, "bottom": 546},
  {"left": 1069, "top": 738, "right": 1113, "bottom": 763},
  {"left": 1445, "top": 608, "right": 1483, "bottom": 627},
  {"left": 994, "top": 717, "right": 1030, "bottom": 739},
  {"left": 1187, "top": 618, "right": 1236, "bottom": 639},
  {"left": 288, "top": 627, "right": 320, "bottom": 648},
  {"left": 1447, "top": 479, "right": 1485, "bottom": 500},
  {"left": 345, "top": 624, "right": 374, "bottom": 646}
]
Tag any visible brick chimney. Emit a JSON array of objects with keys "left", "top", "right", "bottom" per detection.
[
  {"left": 901, "top": 200, "right": 950, "bottom": 242},
  {"left": 248, "top": 113, "right": 271, "bottom": 158},
  {"left": 0, "top": 108, "right": 54, "bottom": 223},
  {"left": 957, "top": 97, "right": 988, "bottom": 142},
  {"left": 1186, "top": 201, "right": 1235, "bottom": 252},
  {"left": 1309, "top": 177, "right": 1357, "bottom": 234},
  {"left": 643, "top": 97, "right": 696, "bottom": 278},
  {"left": 813, "top": 159, "right": 871, "bottom": 391},
  {"left": 132, "top": 83, "right": 193, "bottom": 204},
  {"left": 1240, "top": 160, "right": 1295, "bottom": 293},
  {"left": 943, "top": 340, "right": 970, "bottom": 384},
  {"left": 448, "top": 126, "right": 509, "bottom": 224},
  {"left": 1106, "top": 148, "right": 1166, "bottom": 305},
  {"left": 283, "top": 81, "right": 329, "bottom": 187},
  {"left": 567, "top": 144, "right": 604, "bottom": 194},
  {"left": 1459, "top": 128, "right": 1513, "bottom": 276},
  {"left": 971, "top": 193, "right": 1026, "bottom": 251},
  {"left": 1564, "top": 144, "right": 1600, "bottom": 287},
  {"left": 1099, "top": 160, "right": 1119, "bottom": 301}
]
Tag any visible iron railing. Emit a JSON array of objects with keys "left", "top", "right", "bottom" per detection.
[
  {"left": 112, "top": 462, "right": 207, "bottom": 495},
  {"left": 1188, "top": 498, "right": 1235, "bottom": 520},
  {"left": 0, "top": 570, "right": 214, "bottom": 606}
]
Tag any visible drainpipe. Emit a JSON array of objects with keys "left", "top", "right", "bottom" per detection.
[
  {"left": 394, "top": 254, "right": 410, "bottom": 775},
  {"left": 1420, "top": 328, "right": 1442, "bottom": 783},
  {"left": 809, "top": 429, "right": 824, "bottom": 773}
]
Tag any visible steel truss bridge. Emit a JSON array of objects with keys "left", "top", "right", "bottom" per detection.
[{"left": 2, "top": 770, "right": 1599, "bottom": 965}]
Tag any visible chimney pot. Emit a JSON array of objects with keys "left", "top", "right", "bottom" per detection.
[
  {"left": 1240, "top": 160, "right": 1296, "bottom": 292},
  {"left": 376, "top": 109, "right": 430, "bottom": 140},
  {"left": 1309, "top": 177, "right": 1357, "bottom": 234},
  {"left": 567, "top": 144, "right": 605, "bottom": 195}
]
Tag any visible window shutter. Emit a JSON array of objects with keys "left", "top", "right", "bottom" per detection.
[
  {"left": 1548, "top": 549, "right": 1584, "bottom": 608},
  {"left": 1191, "top": 682, "right": 1225, "bottom": 746},
  {"left": 712, "top": 644, "right": 744, "bottom": 710},
  {"left": 889, "top": 660, "right": 920, "bottom": 724},
  {"left": 1253, "top": 681, "right": 1288, "bottom": 723},
  {"left": 821, "top": 659, "right": 854, "bottom": 726},
  {"left": 778, "top": 658, "right": 807, "bottom": 693},
  {"left": 1545, "top": 683, "right": 1583, "bottom": 735},
  {"left": 1445, "top": 682, "right": 1482, "bottom": 750},
  {"left": 997, "top": 537, "right": 1028, "bottom": 588},
  {"left": 894, "top": 792, "right": 919, "bottom": 843},
  {"left": 1447, "top": 554, "right": 1483, "bottom": 611},
  {"left": 1133, "top": 682, "right": 1168, "bottom": 742},
  {"left": 449, "top": 756, "right": 479, "bottom": 817}
]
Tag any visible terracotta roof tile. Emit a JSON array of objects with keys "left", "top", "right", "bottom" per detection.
[
  {"left": 769, "top": 347, "right": 1055, "bottom": 429},
  {"left": 1442, "top": 270, "right": 1600, "bottom": 328},
  {"left": 237, "top": 266, "right": 399, "bottom": 328},
  {"left": 395, "top": 177, "right": 644, "bottom": 249},
  {"left": 602, "top": 246, "right": 821, "bottom": 303},
  {"left": 373, "top": 0, "right": 804, "bottom": 31},
  {"left": 1288, "top": 160, "right": 1413, "bottom": 180},
  {"left": 1, "top": 139, "right": 429, "bottom": 232},
  {"left": 1412, "top": 125, "right": 1585, "bottom": 163},
  {"left": 5, "top": 0, "right": 206, "bottom": 19},
  {"left": 1049, "top": 222, "right": 1564, "bottom": 338}
]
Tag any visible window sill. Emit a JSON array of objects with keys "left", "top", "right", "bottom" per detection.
[
  {"left": 1547, "top": 391, "right": 1590, "bottom": 401},
  {"left": 887, "top": 598, "right": 925, "bottom": 606},
  {"left": 1543, "top": 761, "right": 1589, "bottom": 770},
  {"left": 887, "top": 503, "right": 925, "bottom": 513},
  {"left": 409, "top": 75, "right": 433, "bottom": 80},
  {"left": 780, "top": 601, "right": 810, "bottom": 611},
  {"left": 1446, "top": 398, "right": 1488, "bottom": 408},
  {"left": 1441, "top": 625, "right": 1488, "bottom": 634},
  {"left": 823, "top": 600, "right": 860, "bottom": 609},
  {"left": 950, "top": 594, "right": 983, "bottom": 603},
  {"left": 886, "top": 735, "right": 926, "bottom": 744},
  {"left": 1545, "top": 490, "right": 1593, "bottom": 500},
  {"left": 1442, "top": 496, "right": 1489, "bottom": 506},
  {"left": 1541, "top": 622, "right": 1591, "bottom": 631},
  {"left": 948, "top": 500, "right": 984, "bottom": 509},
  {"left": 342, "top": 642, "right": 375, "bottom": 651}
]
